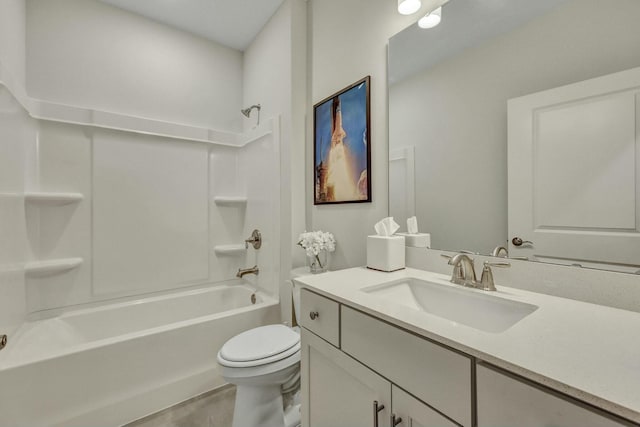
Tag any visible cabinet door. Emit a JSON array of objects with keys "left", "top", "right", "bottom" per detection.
[
  {"left": 301, "top": 328, "right": 391, "bottom": 427},
  {"left": 477, "top": 364, "right": 632, "bottom": 427},
  {"left": 392, "top": 386, "right": 459, "bottom": 427}
]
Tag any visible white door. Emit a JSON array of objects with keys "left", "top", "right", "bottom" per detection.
[{"left": 508, "top": 66, "right": 640, "bottom": 270}]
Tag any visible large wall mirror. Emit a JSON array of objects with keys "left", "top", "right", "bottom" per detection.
[{"left": 389, "top": 0, "right": 640, "bottom": 273}]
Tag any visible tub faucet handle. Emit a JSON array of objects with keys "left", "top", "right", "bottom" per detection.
[{"left": 244, "top": 229, "right": 262, "bottom": 249}]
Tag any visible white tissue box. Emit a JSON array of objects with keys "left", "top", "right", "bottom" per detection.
[
  {"left": 395, "top": 232, "right": 431, "bottom": 248},
  {"left": 367, "top": 235, "right": 405, "bottom": 272}
]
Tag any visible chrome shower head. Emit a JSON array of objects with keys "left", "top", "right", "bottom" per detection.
[{"left": 241, "top": 104, "right": 261, "bottom": 118}]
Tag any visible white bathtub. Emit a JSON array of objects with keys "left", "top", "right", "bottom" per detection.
[{"left": 0, "top": 280, "right": 280, "bottom": 426}]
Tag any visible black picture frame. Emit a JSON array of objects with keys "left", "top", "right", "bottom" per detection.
[{"left": 313, "top": 76, "right": 371, "bottom": 205}]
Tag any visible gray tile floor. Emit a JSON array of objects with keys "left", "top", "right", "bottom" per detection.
[{"left": 124, "top": 385, "right": 236, "bottom": 427}]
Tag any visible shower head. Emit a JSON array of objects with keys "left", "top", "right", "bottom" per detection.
[{"left": 241, "top": 104, "right": 261, "bottom": 118}]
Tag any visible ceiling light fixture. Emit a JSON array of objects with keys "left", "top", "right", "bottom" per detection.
[
  {"left": 418, "top": 6, "right": 442, "bottom": 28},
  {"left": 398, "top": 0, "right": 421, "bottom": 15}
]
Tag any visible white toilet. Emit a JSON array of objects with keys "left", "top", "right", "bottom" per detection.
[{"left": 217, "top": 269, "right": 309, "bottom": 427}]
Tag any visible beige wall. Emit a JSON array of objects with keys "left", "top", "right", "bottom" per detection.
[{"left": 308, "top": 0, "right": 445, "bottom": 269}]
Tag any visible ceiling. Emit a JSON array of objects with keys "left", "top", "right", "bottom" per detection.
[{"left": 98, "top": 0, "right": 284, "bottom": 51}]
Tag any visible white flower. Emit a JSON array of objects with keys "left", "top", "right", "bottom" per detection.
[{"left": 297, "top": 230, "right": 336, "bottom": 256}]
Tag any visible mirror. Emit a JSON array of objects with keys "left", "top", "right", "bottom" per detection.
[{"left": 389, "top": 0, "right": 640, "bottom": 273}]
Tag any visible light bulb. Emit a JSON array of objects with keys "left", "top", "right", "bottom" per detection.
[
  {"left": 398, "top": 0, "right": 421, "bottom": 15},
  {"left": 418, "top": 6, "right": 442, "bottom": 28}
]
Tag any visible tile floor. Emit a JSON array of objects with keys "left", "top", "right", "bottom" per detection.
[{"left": 125, "top": 385, "right": 236, "bottom": 427}]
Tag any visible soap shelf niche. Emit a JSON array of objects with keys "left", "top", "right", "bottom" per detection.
[
  {"left": 25, "top": 192, "right": 84, "bottom": 205},
  {"left": 214, "top": 245, "right": 247, "bottom": 257},
  {"left": 213, "top": 196, "right": 247, "bottom": 207},
  {"left": 25, "top": 258, "right": 83, "bottom": 276}
]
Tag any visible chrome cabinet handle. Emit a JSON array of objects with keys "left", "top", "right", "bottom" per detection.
[
  {"left": 391, "top": 413, "right": 403, "bottom": 426},
  {"left": 309, "top": 311, "right": 319, "bottom": 320},
  {"left": 511, "top": 237, "right": 533, "bottom": 247},
  {"left": 373, "top": 401, "right": 385, "bottom": 427}
]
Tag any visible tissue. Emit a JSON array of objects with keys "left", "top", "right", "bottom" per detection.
[
  {"left": 374, "top": 217, "right": 400, "bottom": 236},
  {"left": 368, "top": 217, "right": 404, "bottom": 272},
  {"left": 407, "top": 216, "right": 418, "bottom": 234},
  {"left": 396, "top": 216, "right": 431, "bottom": 248}
]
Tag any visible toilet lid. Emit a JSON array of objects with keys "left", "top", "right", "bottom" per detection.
[{"left": 219, "top": 324, "right": 300, "bottom": 363}]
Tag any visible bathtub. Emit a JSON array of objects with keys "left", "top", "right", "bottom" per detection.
[{"left": 0, "top": 280, "right": 280, "bottom": 426}]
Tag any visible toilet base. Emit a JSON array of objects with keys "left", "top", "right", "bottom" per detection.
[{"left": 232, "top": 384, "right": 285, "bottom": 427}]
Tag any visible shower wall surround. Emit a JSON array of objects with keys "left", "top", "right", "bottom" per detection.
[{"left": 0, "top": 81, "right": 281, "bottom": 316}]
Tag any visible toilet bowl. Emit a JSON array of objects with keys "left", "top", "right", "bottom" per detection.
[{"left": 217, "top": 324, "right": 301, "bottom": 427}]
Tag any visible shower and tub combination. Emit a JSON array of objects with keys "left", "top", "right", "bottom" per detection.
[{"left": 0, "top": 81, "right": 285, "bottom": 426}]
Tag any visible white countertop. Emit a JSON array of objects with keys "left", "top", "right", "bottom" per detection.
[{"left": 294, "top": 267, "right": 640, "bottom": 424}]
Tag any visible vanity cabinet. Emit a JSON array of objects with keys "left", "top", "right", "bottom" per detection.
[
  {"left": 301, "top": 328, "right": 458, "bottom": 427},
  {"left": 300, "top": 289, "right": 467, "bottom": 427},
  {"left": 300, "top": 288, "right": 636, "bottom": 427},
  {"left": 476, "top": 364, "right": 632, "bottom": 427}
]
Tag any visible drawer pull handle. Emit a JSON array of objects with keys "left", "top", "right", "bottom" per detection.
[
  {"left": 373, "top": 400, "right": 385, "bottom": 427},
  {"left": 391, "top": 414, "right": 402, "bottom": 426},
  {"left": 309, "top": 311, "right": 319, "bottom": 320}
]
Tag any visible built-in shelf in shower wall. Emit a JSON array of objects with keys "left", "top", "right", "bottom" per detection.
[
  {"left": 25, "top": 192, "right": 84, "bottom": 205},
  {"left": 213, "top": 196, "right": 248, "bottom": 207},
  {"left": 25, "top": 257, "right": 83, "bottom": 276},
  {"left": 213, "top": 244, "right": 247, "bottom": 256}
]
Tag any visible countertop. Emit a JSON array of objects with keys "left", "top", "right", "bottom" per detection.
[{"left": 294, "top": 267, "right": 640, "bottom": 424}]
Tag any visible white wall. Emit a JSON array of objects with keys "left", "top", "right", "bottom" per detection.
[
  {"left": 390, "top": 0, "right": 640, "bottom": 254},
  {"left": 0, "top": 0, "right": 26, "bottom": 87},
  {"left": 26, "top": 0, "right": 243, "bottom": 131},
  {"left": 308, "top": 0, "right": 438, "bottom": 269},
  {"left": 0, "top": 87, "right": 30, "bottom": 336},
  {"left": 244, "top": 0, "right": 308, "bottom": 280}
]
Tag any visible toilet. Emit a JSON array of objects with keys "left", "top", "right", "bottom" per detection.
[{"left": 217, "top": 268, "right": 310, "bottom": 427}]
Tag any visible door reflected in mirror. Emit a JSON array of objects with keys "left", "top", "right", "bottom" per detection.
[{"left": 388, "top": 0, "right": 640, "bottom": 273}]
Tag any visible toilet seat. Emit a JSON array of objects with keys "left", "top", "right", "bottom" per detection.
[{"left": 218, "top": 324, "right": 301, "bottom": 368}]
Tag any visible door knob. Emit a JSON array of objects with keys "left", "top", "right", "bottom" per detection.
[{"left": 511, "top": 237, "right": 533, "bottom": 247}]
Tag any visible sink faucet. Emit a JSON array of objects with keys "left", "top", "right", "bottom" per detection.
[
  {"left": 237, "top": 265, "right": 259, "bottom": 278},
  {"left": 442, "top": 254, "right": 511, "bottom": 291},
  {"left": 445, "top": 253, "right": 477, "bottom": 286},
  {"left": 491, "top": 246, "right": 509, "bottom": 258}
]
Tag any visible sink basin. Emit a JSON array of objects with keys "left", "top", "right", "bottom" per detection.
[{"left": 362, "top": 278, "right": 538, "bottom": 333}]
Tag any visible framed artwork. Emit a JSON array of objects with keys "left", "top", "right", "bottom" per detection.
[{"left": 314, "top": 76, "right": 371, "bottom": 204}]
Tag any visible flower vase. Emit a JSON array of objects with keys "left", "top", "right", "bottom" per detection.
[{"left": 307, "top": 250, "right": 329, "bottom": 274}]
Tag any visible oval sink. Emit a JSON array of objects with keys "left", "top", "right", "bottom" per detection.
[{"left": 362, "top": 278, "right": 538, "bottom": 333}]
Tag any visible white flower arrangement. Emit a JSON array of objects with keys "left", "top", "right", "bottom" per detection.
[{"left": 297, "top": 230, "right": 336, "bottom": 257}]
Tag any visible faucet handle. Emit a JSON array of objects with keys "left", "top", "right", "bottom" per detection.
[{"left": 479, "top": 261, "right": 510, "bottom": 291}]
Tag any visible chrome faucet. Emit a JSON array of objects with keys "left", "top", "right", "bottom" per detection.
[
  {"left": 236, "top": 265, "right": 259, "bottom": 278},
  {"left": 444, "top": 253, "right": 477, "bottom": 286}
]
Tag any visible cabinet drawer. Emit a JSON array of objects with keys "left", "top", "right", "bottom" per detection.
[
  {"left": 341, "top": 306, "right": 472, "bottom": 427},
  {"left": 300, "top": 289, "right": 340, "bottom": 347},
  {"left": 477, "top": 364, "right": 631, "bottom": 427}
]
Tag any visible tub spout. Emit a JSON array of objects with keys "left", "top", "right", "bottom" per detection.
[{"left": 237, "top": 265, "right": 259, "bottom": 278}]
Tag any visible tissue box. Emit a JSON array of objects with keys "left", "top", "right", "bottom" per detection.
[
  {"left": 395, "top": 232, "right": 431, "bottom": 248},
  {"left": 367, "top": 236, "right": 405, "bottom": 272}
]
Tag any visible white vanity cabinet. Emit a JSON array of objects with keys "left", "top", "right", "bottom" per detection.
[
  {"left": 300, "top": 289, "right": 466, "bottom": 427},
  {"left": 476, "top": 364, "right": 633, "bottom": 427},
  {"left": 299, "top": 288, "right": 636, "bottom": 427}
]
